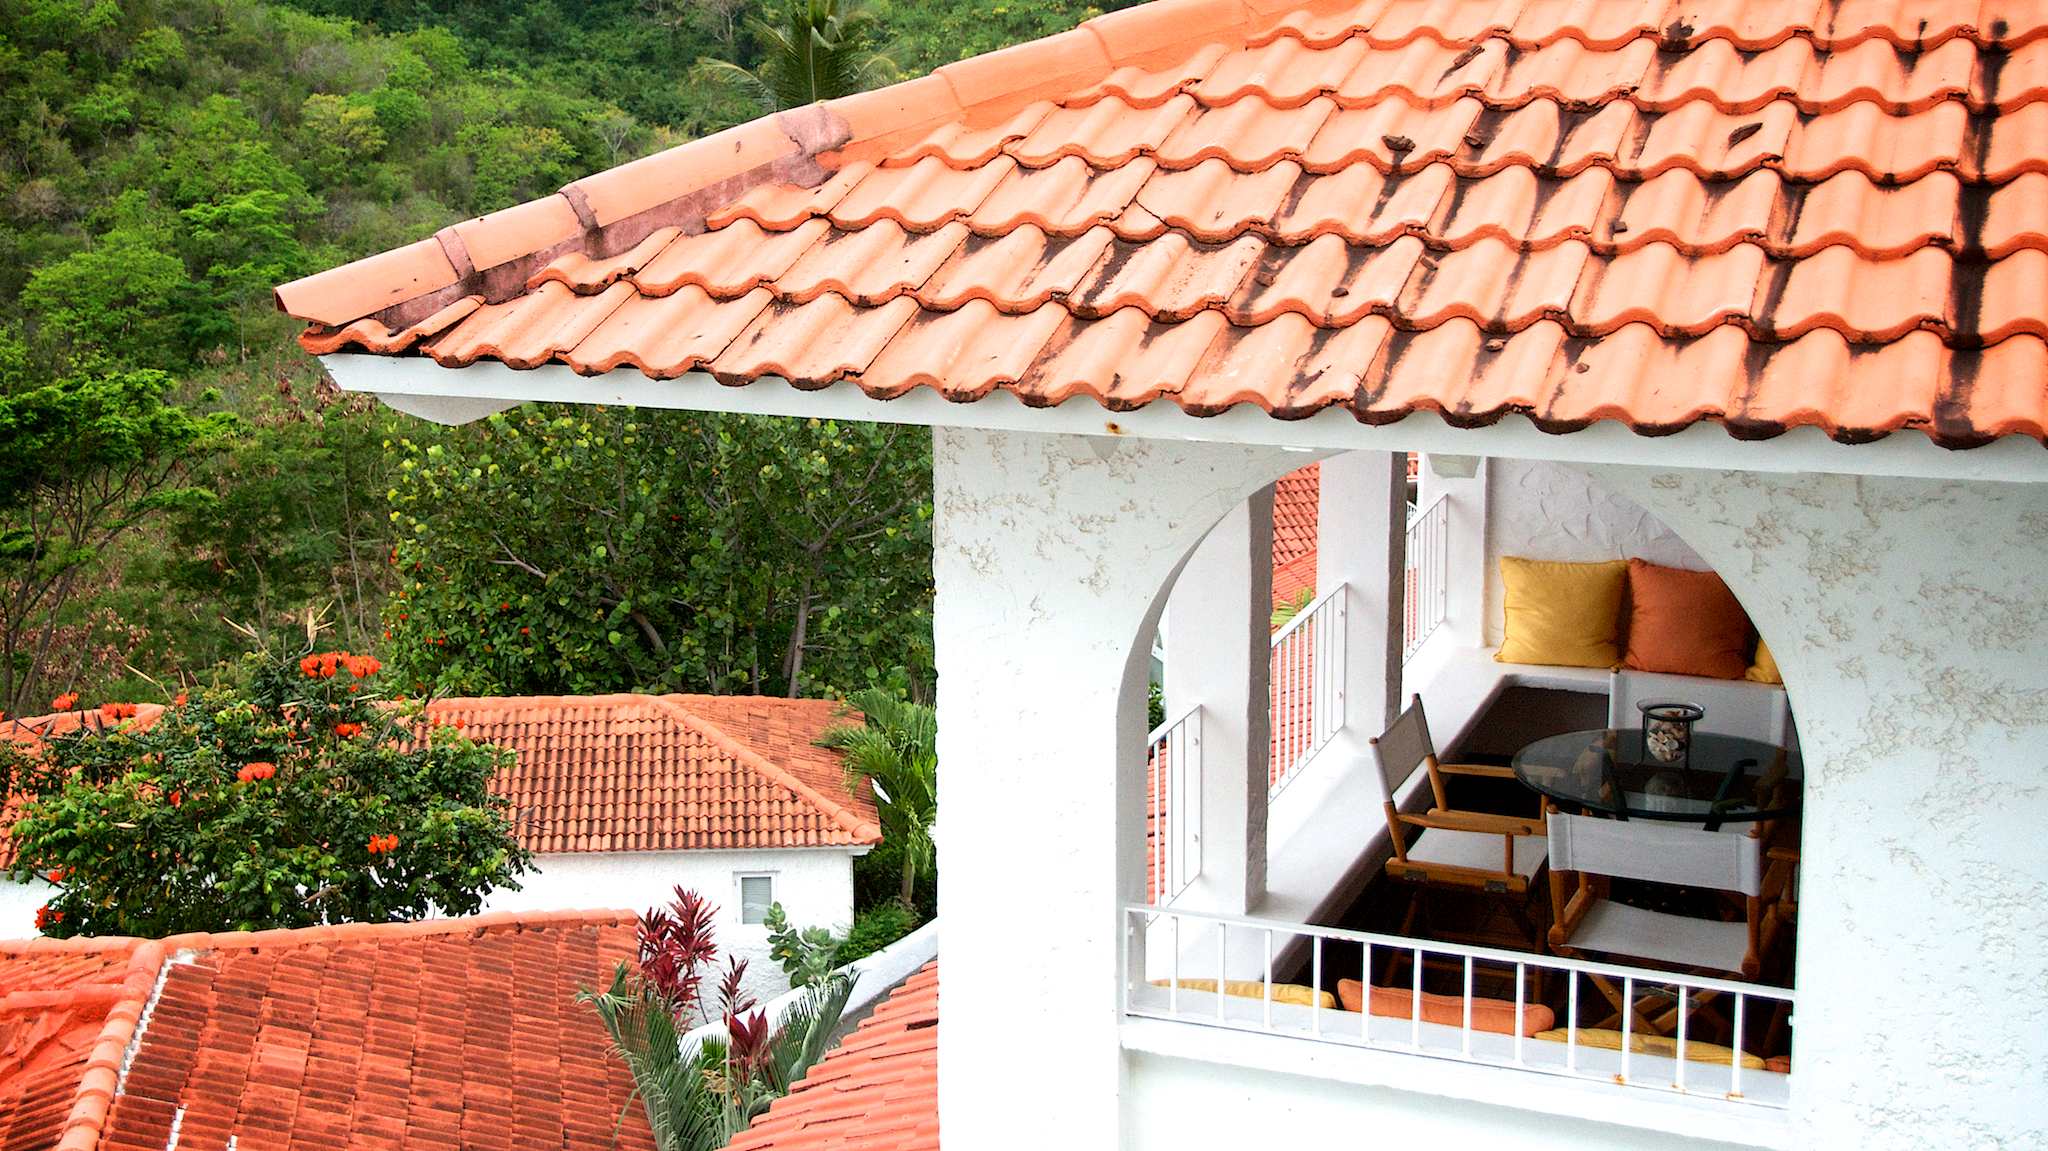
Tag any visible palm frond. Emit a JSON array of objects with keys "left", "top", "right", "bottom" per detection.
[
  {"left": 579, "top": 965, "right": 726, "bottom": 1150},
  {"left": 694, "top": 0, "right": 892, "bottom": 113},
  {"left": 765, "top": 973, "right": 856, "bottom": 1096}
]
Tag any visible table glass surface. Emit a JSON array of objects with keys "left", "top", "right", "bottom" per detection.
[{"left": 1511, "top": 728, "right": 1801, "bottom": 823}]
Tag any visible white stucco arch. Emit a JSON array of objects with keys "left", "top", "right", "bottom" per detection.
[
  {"left": 928, "top": 428, "right": 1312, "bottom": 1150},
  {"left": 1585, "top": 466, "right": 2048, "bottom": 1147}
]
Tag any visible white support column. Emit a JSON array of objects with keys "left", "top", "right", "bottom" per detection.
[
  {"left": 1419, "top": 454, "right": 1489, "bottom": 652},
  {"left": 931, "top": 429, "right": 1299, "bottom": 1151},
  {"left": 1316, "top": 450, "right": 1408, "bottom": 737},
  {"left": 1162, "top": 492, "right": 1275, "bottom": 915}
]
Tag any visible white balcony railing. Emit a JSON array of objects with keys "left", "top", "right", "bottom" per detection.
[
  {"left": 1146, "top": 705, "right": 1204, "bottom": 905},
  {"left": 1403, "top": 495, "right": 1449, "bottom": 663},
  {"left": 1124, "top": 904, "right": 1793, "bottom": 1111},
  {"left": 1268, "top": 583, "right": 1346, "bottom": 799}
]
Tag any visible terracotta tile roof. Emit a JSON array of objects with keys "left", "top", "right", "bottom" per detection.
[
  {"left": 0, "top": 911, "right": 652, "bottom": 1151},
  {"left": 1272, "top": 549, "right": 1318, "bottom": 608},
  {"left": 726, "top": 961, "right": 938, "bottom": 1151},
  {"left": 0, "top": 940, "right": 156, "bottom": 1151},
  {"left": 1271, "top": 463, "right": 1319, "bottom": 571},
  {"left": 280, "top": 1, "right": 2048, "bottom": 451},
  {"left": 427, "top": 694, "right": 881, "bottom": 853}
]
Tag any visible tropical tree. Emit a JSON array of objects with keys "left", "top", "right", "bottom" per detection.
[
  {"left": 2, "top": 623, "right": 530, "bottom": 936},
  {"left": 382, "top": 406, "right": 932, "bottom": 701},
  {"left": 580, "top": 887, "right": 852, "bottom": 1151},
  {"left": 0, "top": 367, "right": 237, "bottom": 715},
  {"left": 694, "top": 0, "right": 896, "bottom": 113},
  {"left": 817, "top": 688, "right": 937, "bottom": 908}
]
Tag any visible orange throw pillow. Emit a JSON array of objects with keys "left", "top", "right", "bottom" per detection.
[
  {"left": 1622, "top": 559, "right": 1754, "bottom": 681},
  {"left": 1336, "top": 978, "right": 1555, "bottom": 1037}
]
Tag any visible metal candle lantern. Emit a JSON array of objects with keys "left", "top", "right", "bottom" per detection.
[{"left": 1638, "top": 700, "right": 1705, "bottom": 767}]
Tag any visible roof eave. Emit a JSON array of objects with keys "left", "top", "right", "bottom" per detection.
[{"left": 322, "top": 352, "right": 2048, "bottom": 485}]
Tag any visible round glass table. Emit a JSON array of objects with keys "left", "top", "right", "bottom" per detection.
[{"left": 1511, "top": 728, "right": 1801, "bottom": 827}]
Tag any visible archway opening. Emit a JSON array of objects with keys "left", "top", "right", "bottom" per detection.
[{"left": 1123, "top": 450, "right": 1801, "bottom": 1099}]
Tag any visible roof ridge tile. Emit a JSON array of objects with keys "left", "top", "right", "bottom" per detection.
[{"left": 658, "top": 696, "right": 882, "bottom": 845}]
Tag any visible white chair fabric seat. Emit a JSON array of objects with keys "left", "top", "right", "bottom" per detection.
[
  {"left": 1571, "top": 898, "right": 1750, "bottom": 975},
  {"left": 1407, "top": 827, "right": 1547, "bottom": 879}
]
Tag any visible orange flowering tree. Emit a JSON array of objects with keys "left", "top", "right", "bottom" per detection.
[{"left": 1, "top": 644, "right": 530, "bottom": 938}]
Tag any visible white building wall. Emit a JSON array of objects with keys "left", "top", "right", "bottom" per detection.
[
  {"left": 479, "top": 847, "right": 859, "bottom": 1005},
  {"left": 1588, "top": 466, "right": 2048, "bottom": 1149},
  {"left": 0, "top": 876, "right": 51, "bottom": 939},
  {"left": 1126, "top": 1052, "right": 1754, "bottom": 1151},
  {"left": 1482, "top": 457, "right": 1704, "bottom": 645}
]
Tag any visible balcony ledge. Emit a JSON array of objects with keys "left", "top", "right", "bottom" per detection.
[{"left": 1120, "top": 1016, "right": 1797, "bottom": 1151}]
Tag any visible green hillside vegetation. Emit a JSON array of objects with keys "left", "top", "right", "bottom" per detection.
[{"left": 0, "top": 0, "right": 1116, "bottom": 712}]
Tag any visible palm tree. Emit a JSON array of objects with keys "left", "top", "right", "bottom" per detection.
[
  {"left": 817, "top": 689, "right": 936, "bottom": 908},
  {"left": 693, "top": 0, "right": 895, "bottom": 114}
]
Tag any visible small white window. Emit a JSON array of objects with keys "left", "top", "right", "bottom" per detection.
[{"left": 737, "top": 874, "right": 775, "bottom": 924}]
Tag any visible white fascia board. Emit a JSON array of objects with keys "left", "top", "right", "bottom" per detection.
[{"left": 323, "top": 353, "right": 2048, "bottom": 485}]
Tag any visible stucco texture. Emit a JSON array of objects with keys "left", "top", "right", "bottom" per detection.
[
  {"left": 1588, "top": 466, "right": 2048, "bottom": 1150},
  {"left": 1485, "top": 458, "right": 1704, "bottom": 646},
  {"left": 931, "top": 427, "right": 1307, "bottom": 1151}
]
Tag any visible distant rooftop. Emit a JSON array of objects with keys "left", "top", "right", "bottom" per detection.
[
  {"left": 427, "top": 693, "right": 882, "bottom": 852},
  {"left": 0, "top": 693, "right": 879, "bottom": 876}
]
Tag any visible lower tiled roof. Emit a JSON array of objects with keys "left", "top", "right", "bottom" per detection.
[
  {"left": 0, "top": 911, "right": 653, "bottom": 1151},
  {"left": 429, "top": 694, "right": 881, "bottom": 853},
  {"left": 0, "top": 942, "right": 158, "bottom": 1151},
  {"left": 726, "top": 961, "right": 939, "bottom": 1151}
]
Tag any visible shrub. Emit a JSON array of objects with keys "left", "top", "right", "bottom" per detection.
[
  {"left": 853, "top": 840, "right": 935, "bottom": 920},
  {"left": 763, "top": 901, "right": 841, "bottom": 989},
  {"left": 2, "top": 639, "right": 530, "bottom": 936},
  {"left": 836, "top": 902, "right": 919, "bottom": 965}
]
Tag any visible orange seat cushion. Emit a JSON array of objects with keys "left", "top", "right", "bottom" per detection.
[
  {"left": 1336, "top": 978, "right": 1555, "bottom": 1037},
  {"left": 1622, "top": 559, "right": 1754, "bottom": 680}
]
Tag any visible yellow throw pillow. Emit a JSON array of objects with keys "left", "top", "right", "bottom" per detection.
[
  {"left": 1150, "top": 978, "right": 1335, "bottom": 1010},
  {"left": 1495, "top": 557, "right": 1627, "bottom": 669},
  {"left": 1746, "top": 637, "right": 1784, "bottom": 684}
]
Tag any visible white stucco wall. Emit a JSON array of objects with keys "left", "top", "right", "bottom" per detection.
[
  {"left": 1126, "top": 1052, "right": 1756, "bottom": 1151},
  {"left": 479, "top": 847, "right": 859, "bottom": 1006},
  {"left": 934, "top": 426, "right": 2047, "bottom": 1151},
  {"left": 1586, "top": 466, "right": 2048, "bottom": 1149},
  {"left": 0, "top": 876, "right": 51, "bottom": 940},
  {"left": 1483, "top": 457, "right": 1704, "bottom": 645}
]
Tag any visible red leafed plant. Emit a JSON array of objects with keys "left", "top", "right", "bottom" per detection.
[{"left": 579, "top": 887, "right": 853, "bottom": 1151}]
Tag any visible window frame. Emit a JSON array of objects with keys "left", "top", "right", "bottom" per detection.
[{"left": 734, "top": 871, "right": 777, "bottom": 925}]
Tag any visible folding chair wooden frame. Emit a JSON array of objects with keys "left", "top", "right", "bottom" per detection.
[
  {"left": 1373, "top": 695, "right": 1549, "bottom": 961},
  {"left": 1545, "top": 806, "right": 1795, "bottom": 1041}
]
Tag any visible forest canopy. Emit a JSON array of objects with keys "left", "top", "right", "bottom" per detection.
[{"left": 0, "top": 0, "right": 1122, "bottom": 710}]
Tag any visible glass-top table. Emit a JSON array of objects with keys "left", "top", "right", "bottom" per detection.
[{"left": 1511, "top": 729, "right": 1801, "bottom": 827}]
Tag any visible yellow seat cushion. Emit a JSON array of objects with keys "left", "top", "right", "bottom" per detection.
[
  {"left": 1495, "top": 557, "right": 1627, "bottom": 669},
  {"left": 1532, "top": 1027, "right": 1766, "bottom": 1069},
  {"left": 1150, "top": 978, "right": 1335, "bottom": 1010},
  {"left": 1746, "top": 637, "right": 1784, "bottom": 684}
]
